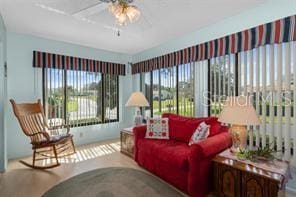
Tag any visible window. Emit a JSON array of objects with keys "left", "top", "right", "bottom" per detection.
[
  {"left": 146, "top": 67, "right": 177, "bottom": 117},
  {"left": 141, "top": 62, "right": 198, "bottom": 117},
  {"left": 43, "top": 68, "right": 119, "bottom": 127}
]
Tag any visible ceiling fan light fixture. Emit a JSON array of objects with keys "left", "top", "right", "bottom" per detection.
[
  {"left": 109, "top": 3, "right": 122, "bottom": 17},
  {"left": 116, "top": 13, "right": 127, "bottom": 26},
  {"left": 108, "top": 0, "right": 140, "bottom": 26},
  {"left": 126, "top": 6, "right": 140, "bottom": 23}
]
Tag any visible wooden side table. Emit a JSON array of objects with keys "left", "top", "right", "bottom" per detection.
[
  {"left": 212, "top": 149, "right": 287, "bottom": 197},
  {"left": 120, "top": 128, "right": 134, "bottom": 158}
]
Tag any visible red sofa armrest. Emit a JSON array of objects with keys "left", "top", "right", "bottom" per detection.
[
  {"left": 189, "top": 131, "right": 232, "bottom": 161},
  {"left": 133, "top": 125, "right": 147, "bottom": 161},
  {"left": 187, "top": 132, "right": 232, "bottom": 197}
]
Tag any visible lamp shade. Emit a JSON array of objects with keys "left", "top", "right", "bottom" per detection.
[
  {"left": 218, "top": 96, "right": 260, "bottom": 125},
  {"left": 125, "top": 91, "right": 149, "bottom": 107}
]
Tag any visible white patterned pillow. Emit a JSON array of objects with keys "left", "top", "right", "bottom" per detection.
[
  {"left": 145, "top": 117, "right": 169, "bottom": 139},
  {"left": 188, "top": 122, "right": 210, "bottom": 146}
]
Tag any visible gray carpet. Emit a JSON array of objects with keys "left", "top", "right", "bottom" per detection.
[{"left": 43, "top": 167, "right": 183, "bottom": 197}]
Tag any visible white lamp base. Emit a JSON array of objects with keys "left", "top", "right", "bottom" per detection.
[
  {"left": 230, "top": 125, "right": 247, "bottom": 153},
  {"left": 134, "top": 115, "right": 143, "bottom": 126},
  {"left": 134, "top": 108, "right": 143, "bottom": 126}
]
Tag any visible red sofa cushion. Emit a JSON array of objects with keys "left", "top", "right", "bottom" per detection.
[
  {"left": 137, "top": 149, "right": 189, "bottom": 193},
  {"left": 162, "top": 113, "right": 225, "bottom": 143},
  {"left": 206, "top": 117, "right": 229, "bottom": 137},
  {"left": 138, "top": 138, "right": 190, "bottom": 170},
  {"left": 169, "top": 117, "right": 204, "bottom": 143}
]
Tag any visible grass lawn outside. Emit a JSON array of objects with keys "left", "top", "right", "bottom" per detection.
[
  {"left": 152, "top": 97, "right": 194, "bottom": 116},
  {"left": 67, "top": 100, "right": 78, "bottom": 112}
]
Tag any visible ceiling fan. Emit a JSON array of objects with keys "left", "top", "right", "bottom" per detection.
[
  {"left": 76, "top": 0, "right": 141, "bottom": 27},
  {"left": 36, "top": 0, "right": 146, "bottom": 36}
]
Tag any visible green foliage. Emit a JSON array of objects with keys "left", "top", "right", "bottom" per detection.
[
  {"left": 48, "top": 91, "right": 63, "bottom": 106},
  {"left": 152, "top": 97, "right": 194, "bottom": 117},
  {"left": 236, "top": 143, "right": 277, "bottom": 161}
]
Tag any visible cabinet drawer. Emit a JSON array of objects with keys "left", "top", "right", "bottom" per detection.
[
  {"left": 216, "top": 163, "right": 241, "bottom": 197},
  {"left": 242, "top": 171, "right": 267, "bottom": 197}
]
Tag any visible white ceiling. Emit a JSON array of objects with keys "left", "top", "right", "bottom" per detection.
[{"left": 0, "top": 0, "right": 266, "bottom": 54}]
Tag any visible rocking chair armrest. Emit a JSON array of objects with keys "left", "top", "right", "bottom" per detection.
[
  {"left": 28, "top": 131, "right": 51, "bottom": 141},
  {"left": 49, "top": 124, "right": 70, "bottom": 134}
]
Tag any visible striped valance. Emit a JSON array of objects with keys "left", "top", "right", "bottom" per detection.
[
  {"left": 132, "top": 15, "right": 296, "bottom": 74},
  {"left": 33, "top": 51, "right": 126, "bottom": 75}
]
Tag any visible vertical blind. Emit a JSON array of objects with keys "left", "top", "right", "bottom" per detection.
[
  {"left": 104, "top": 74, "right": 119, "bottom": 122},
  {"left": 194, "top": 60, "right": 208, "bottom": 117},
  {"left": 160, "top": 67, "right": 178, "bottom": 115},
  {"left": 142, "top": 72, "right": 152, "bottom": 118},
  {"left": 150, "top": 67, "right": 178, "bottom": 117},
  {"left": 178, "top": 63, "right": 195, "bottom": 116},
  {"left": 208, "top": 41, "right": 296, "bottom": 164},
  {"left": 209, "top": 54, "right": 236, "bottom": 116},
  {"left": 239, "top": 41, "right": 296, "bottom": 163}
]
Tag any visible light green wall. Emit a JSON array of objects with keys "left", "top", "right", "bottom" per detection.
[
  {"left": 6, "top": 32, "right": 134, "bottom": 159},
  {"left": 133, "top": 0, "right": 296, "bottom": 62},
  {"left": 0, "top": 13, "right": 7, "bottom": 172}
]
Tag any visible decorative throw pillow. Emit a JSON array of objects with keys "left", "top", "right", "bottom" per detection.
[
  {"left": 145, "top": 117, "right": 169, "bottom": 139},
  {"left": 188, "top": 122, "right": 210, "bottom": 145}
]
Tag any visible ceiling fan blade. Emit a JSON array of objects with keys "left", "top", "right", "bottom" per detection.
[{"left": 71, "top": 1, "right": 109, "bottom": 16}]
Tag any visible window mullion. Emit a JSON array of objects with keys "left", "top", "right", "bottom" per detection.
[
  {"left": 117, "top": 76, "right": 119, "bottom": 121},
  {"left": 176, "top": 65, "right": 179, "bottom": 115},
  {"left": 42, "top": 68, "right": 46, "bottom": 114},
  {"left": 102, "top": 74, "right": 105, "bottom": 123},
  {"left": 235, "top": 53, "right": 239, "bottom": 96},
  {"left": 158, "top": 70, "right": 161, "bottom": 114},
  {"left": 150, "top": 71, "right": 153, "bottom": 117},
  {"left": 64, "top": 68, "right": 67, "bottom": 125}
]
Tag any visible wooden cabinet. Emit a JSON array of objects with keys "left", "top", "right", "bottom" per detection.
[
  {"left": 120, "top": 128, "right": 134, "bottom": 158},
  {"left": 212, "top": 152, "right": 285, "bottom": 197}
]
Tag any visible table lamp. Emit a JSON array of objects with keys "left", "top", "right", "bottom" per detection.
[
  {"left": 218, "top": 96, "right": 260, "bottom": 152},
  {"left": 125, "top": 91, "right": 149, "bottom": 126}
]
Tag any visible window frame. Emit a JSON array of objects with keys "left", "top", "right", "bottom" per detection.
[{"left": 42, "top": 68, "right": 120, "bottom": 128}]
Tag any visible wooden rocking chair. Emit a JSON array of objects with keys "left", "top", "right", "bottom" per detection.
[{"left": 10, "top": 99, "right": 76, "bottom": 169}]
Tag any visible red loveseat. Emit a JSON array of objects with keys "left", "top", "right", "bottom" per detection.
[{"left": 133, "top": 113, "right": 232, "bottom": 197}]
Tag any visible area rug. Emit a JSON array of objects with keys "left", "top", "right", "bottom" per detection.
[{"left": 43, "top": 167, "right": 184, "bottom": 197}]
